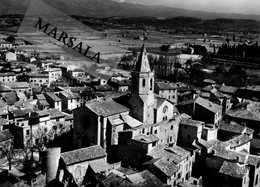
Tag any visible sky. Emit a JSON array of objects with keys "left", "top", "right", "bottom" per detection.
[{"left": 120, "top": 0, "right": 260, "bottom": 15}]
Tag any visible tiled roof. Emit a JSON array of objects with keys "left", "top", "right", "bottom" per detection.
[
  {"left": 86, "top": 100, "right": 129, "bottom": 117},
  {"left": 219, "top": 85, "right": 238, "bottom": 94},
  {"left": 89, "top": 159, "right": 111, "bottom": 173},
  {"left": 0, "top": 130, "right": 14, "bottom": 142},
  {"left": 60, "top": 90, "right": 79, "bottom": 99},
  {"left": 120, "top": 114, "right": 142, "bottom": 128},
  {"left": 148, "top": 145, "right": 190, "bottom": 165},
  {"left": 12, "top": 109, "right": 32, "bottom": 118},
  {"left": 94, "top": 84, "right": 113, "bottom": 92},
  {"left": 153, "top": 157, "right": 179, "bottom": 177},
  {"left": 29, "top": 74, "right": 49, "bottom": 78},
  {"left": 156, "top": 97, "right": 166, "bottom": 109},
  {"left": 219, "top": 161, "right": 248, "bottom": 179},
  {"left": 36, "top": 94, "right": 46, "bottom": 100},
  {"left": 227, "top": 134, "right": 252, "bottom": 149},
  {"left": 0, "top": 84, "right": 12, "bottom": 92},
  {"left": 61, "top": 145, "right": 107, "bottom": 165},
  {"left": 226, "top": 109, "right": 260, "bottom": 121},
  {"left": 181, "top": 118, "right": 204, "bottom": 127},
  {"left": 195, "top": 97, "right": 222, "bottom": 113},
  {"left": 49, "top": 108, "right": 65, "bottom": 119},
  {"left": 219, "top": 121, "right": 246, "bottom": 134},
  {"left": 44, "top": 92, "right": 61, "bottom": 102},
  {"left": 155, "top": 82, "right": 177, "bottom": 90},
  {"left": 0, "top": 72, "right": 15, "bottom": 77},
  {"left": 3, "top": 92, "right": 17, "bottom": 105},
  {"left": 132, "top": 134, "right": 159, "bottom": 144},
  {"left": 202, "top": 85, "right": 214, "bottom": 92},
  {"left": 38, "top": 100, "right": 50, "bottom": 106},
  {"left": 4, "top": 82, "right": 29, "bottom": 89}
]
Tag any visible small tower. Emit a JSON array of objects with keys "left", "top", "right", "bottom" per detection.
[{"left": 129, "top": 44, "right": 156, "bottom": 125}]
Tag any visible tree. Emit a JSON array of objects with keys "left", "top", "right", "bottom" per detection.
[
  {"left": 6, "top": 36, "right": 15, "bottom": 43},
  {"left": 0, "top": 141, "right": 15, "bottom": 170}
]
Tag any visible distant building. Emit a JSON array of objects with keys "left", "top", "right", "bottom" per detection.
[
  {"left": 4, "top": 52, "right": 17, "bottom": 62},
  {"left": 144, "top": 145, "right": 193, "bottom": 187},
  {"left": 3, "top": 82, "right": 31, "bottom": 94},
  {"left": 58, "top": 90, "right": 81, "bottom": 111},
  {"left": 44, "top": 92, "right": 62, "bottom": 111},
  {"left": 44, "top": 68, "right": 62, "bottom": 83},
  {"left": 69, "top": 68, "right": 85, "bottom": 78},
  {"left": 0, "top": 72, "right": 16, "bottom": 83},
  {"left": 29, "top": 73, "right": 49, "bottom": 86},
  {"left": 177, "top": 97, "right": 222, "bottom": 126},
  {"left": 154, "top": 81, "right": 178, "bottom": 105}
]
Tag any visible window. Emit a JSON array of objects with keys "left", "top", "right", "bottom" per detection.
[
  {"left": 152, "top": 141, "right": 156, "bottom": 147},
  {"left": 142, "top": 79, "right": 146, "bottom": 87},
  {"left": 170, "top": 136, "right": 172, "bottom": 142},
  {"left": 26, "top": 130, "right": 30, "bottom": 136},
  {"left": 127, "top": 139, "right": 131, "bottom": 145},
  {"left": 171, "top": 125, "right": 173, "bottom": 130},
  {"left": 163, "top": 106, "right": 168, "bottom": 113},
  {"left": 178, "top": 173, "right": 182, "bottom": 179},
  {"left": 150, "top": 78, "right": 153, "bottom": 90},
  {"left": 154, "top": 129, "right": 157, "bottom": 134}
]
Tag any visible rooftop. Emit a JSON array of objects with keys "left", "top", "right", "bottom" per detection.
[
  {"left": 195, "top": 97, "right": 222, "bottom": 114},
  {"left": 135, "top": 44, "right": 151, "bottom": 73},
  {"left": 35, "top": 94, "right": 46, "bottom": 101},
  {"left": 155, "top": 82, "right": 177, "bottom": 90},
  {"left": 0, "top": 72, "right": 15, "bottom": 77},
  {"left": 44, "top": 92, "right": 61, "bottom": 102},
  {"left": 153, "top": 157, "right": 179, "bottom": 177},
  {"left": 61, "top": 145, "right": 107, "bottom": 166},
  {"left": 226, "top": 109, "right": 260, "bottom": 121},
  {"left": 147, "top": 145, "right": 190, "bottom": 165},
  {"left": 181, "top": 118, "right": 204, "bottom": 127},
  {"left": 4, "top": 82, "right": 29, "bottom": 89},
  {"left": 132, "top": 134, "right": 159, "bottom": 144},
  {"left": 219, "top": 121, "right": 247, "bottom": 134},
  {"left": 0, "top": 130, "right": 14, "bottom": 142},
  {"left": 60, "top": 90, "right": 79, "bottom": 100},
  {"left": 86, "top": 100, "right": 129, "bottom": 117},
  {"left": 219, "top": 161, "right": 248, "bottom": 179},
  {"left": 219, "top": 85, "right": 238, "bottom": 94}
]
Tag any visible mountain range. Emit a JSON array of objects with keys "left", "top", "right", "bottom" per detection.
[{"left": 1, "top": 0, "right": 260, "bottom": 21}]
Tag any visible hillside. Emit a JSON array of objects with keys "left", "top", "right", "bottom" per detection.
[{"left": 1, "top": 0, "right": 260, "bottom": 21}]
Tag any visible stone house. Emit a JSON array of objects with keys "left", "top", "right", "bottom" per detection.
[
  {"left": 44, "top": 92, "right": 62, "bottom": 111},
  {"left": 0, "top": 72, "right": 16, "bottom": 83},
  {"left": 154, "top": 81, "right": 178, "bottom": 105},
  {"left": 59, "top": 145, "right": 110, "bottom": 185},
  {"left": 58, "top": 90, "right": 81, "bottom": 111},
  {"left": 145, "top": 145, "right": 193, "bottom": 187}
]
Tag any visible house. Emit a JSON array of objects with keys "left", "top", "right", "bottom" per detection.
[
  {"left": 144, "top": 145, "right": 193, "bottom": 187},
  {"left": 218, "top": 121, "right": 254, "bottom": 141},
  {"left": 3, "top": 82, "right": 31, "bottom": 94},
  {"left": 59, "top": 90, "right": 81, "bottom": 111},
  {"left": 4, "top": 52, "right": 17, "bottom": 62},
  {"left": 209, "top": 89, "right": 232, "bottom": 112},
  {"left": 0, "top": 41, "right": 13, "bottom": 49},
  {"left": 177, "top": 97, "right": 222, "bottom": 126},
  {"left": 29, "top": 73, "right": 49, "bottom": 86},
  {"left": 219, "top": 85, "right": 238, "bottom": 97},
  {"left": 204, "top": 143, "right": 260, "bottom": 187},
  {"left": 224, "top": 109, "right": 260, "bottom": 133},
  {"left": 99, "top": 168, "right": 165, "bottom": 187},
  {"left": 237, "top": 85, "right": 260, "bottom": 101},
  {"left": 108, "top": 79, "right": 130, "bottom": 92},
  {"left": 44, "top": 68, "right": 62, "bottom": 83},
  {"left": 44, "top": 92, "right": 62, "bottom": 111},
  {"left": 0, "top": 72, "right": 16, "bottom": 83},
  {"left": 69, "top": 68, "right": 85, "bottom": 78},
  {"left": 35, "top": 94, "right": 50, "bottom": 110},
  {"left": 73, "top": 100, "right": 130, "bottom": 150},
  {"left": 59, "top": 145, "right": 109, "bottom": 185},
  {"left": 154, "top": 81, "right": 178, "bottom": 105}
]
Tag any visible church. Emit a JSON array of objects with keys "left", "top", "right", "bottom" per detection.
[{"left": 73, "top": 44, "right": 177, "bottom": 160}]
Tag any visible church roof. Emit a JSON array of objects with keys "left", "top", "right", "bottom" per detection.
[{"left": 135, "top": 44, "right": 151, "bottom": 73}]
